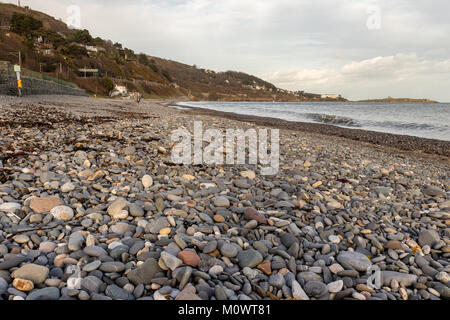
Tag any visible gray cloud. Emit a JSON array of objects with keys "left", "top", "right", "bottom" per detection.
[{"left": 7, "top": 0, "right": 450, "bottom": 100}]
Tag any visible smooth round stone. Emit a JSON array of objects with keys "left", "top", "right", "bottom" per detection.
[
  {"left": 220, "top": 243, "right": 238, "bottom": 258},
  {"left": 0, "top": 202, "right": 21, "bottom": 212},
  {"left": 13, "top": 235, "right": 30, "bottom": 244},
  {"left": 45, "top": 278, "right": 62, "bottom": 287},
  {"left": 280, "top": 233, "right": 298, "bottom": 247},
  {"left": 26, "top": 287, "right": 60, "bottom": 300},
  {"left": 177, "top": 251, "right": 200, "bottom": 267},
  {"left": 337, "top": 251, "right": 372, "bottom": 272},
  {"left": 107, "top": 198, "right": 128, "bottom": 216},
  {"left": 244, "top": 220, "right": 258, "bottom": 229},
  {"left": 13, "top": 278, "right": 34, "bottom": 291},
  {"left": 84, "top": 246, "right": 108, "bottom": 257},
  {"left": 327, "top": 280, "right": 343, "bottom": 293},
  {"left": 61, "top": 182, "right": 75, "bottom": 193},
  {"left": 269, "top": 273, "right": 285, "bottom": 288},
  {"left": 112, "top": 210, "right": 129, "bottom": 220},
  {"left": 110, "top": 245, "right": 129, "bottom": 259},
  {"left": 83, "top": 260, "right": 102, "bottom": 272},
  {"left": 237, "top": 249, "right": 263, "bottom": 268},
  {"left": 160, "top": 252, "right": 183, "bottom": 271},
  {"left": 203, "top": 241, "right": 217, "bottom": 254},
  {"left": 105, "top": 284, "right": 133, "bottom": 300},
  {"left": 81, "top": 219, "right": 93, "bottom": 228},
  {"left": 0, "top": 254, "right": 27, "bottom": 270},
  {"left": 81, "top": 276, "right": 104, "bottom": 294},
  {"left": 418, "top": 229, "right": 440, "bottom": 247},
  {"left": 110, "top": 223, "right": 132, "bottom": 234},
  {"left": 68, "top": 232, "right": 84, "bottom": 251},
  {"left": 100, "top": 262, "right": 126, "bottom": 273},
  {"left": 304, "top": 281, "right": 328, "bottom": 298},
  {"left": 291, "top": 280, "right": 310, "bottom": 300},
  {"left": 50, "top": 206, "right": 74, "bottom": 221},
  {"left": 328, "top": 235, "right": 340, "bottom": 244},
  {"left": 209, "top": 265, "right": 224, "bottom": 276},
  {"left": 12, "top": 264, "right": 49, "bottom": 284},
  {"left": 142, "top": 175, "right": 153, "bottom": 188},
  {"left": 29, "top": 214, "right": 43, "bottom": 224},
  {"left": 297, "top": 272, "right": 323, "bottom": 283},
  {"left": 129, "top": 203, "right": 144, "bottom": 217},
  {"left": 214, "top": 196, "right": 230, "bottom": 208}
]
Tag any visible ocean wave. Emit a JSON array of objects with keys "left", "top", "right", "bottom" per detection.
[
  {"left": 304, "top": 113, "right": 361, "bottom": 127},
  {"left": 374, "top": 120, "right": 444, "bottom": 131}
]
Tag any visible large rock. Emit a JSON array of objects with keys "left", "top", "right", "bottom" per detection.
[
  {"left": 423, "top": 185, "right": 446, "bottom": 197},
  {"left": 129, "top": 203, "right": 144, "bottom": 217},
  {"left": 68, "top": 231, "right": 84, "bottom": 251},
  {"left": 81, "top": 275, "right": 103, "bottom": 293},
  {"left": 146, "top": 217, "right": 170, "bottom": 234},
  {"left": 12, "top": 264, "right": 49, "bottom": 284},
  {"left": 337, "top": 251, "right": 372, "bottom": 272},
  {"left": 160, "top": 252, "right": 183, "bottom": 271},
  {"left": 127, "top": 258, "right": 161, "bottom": 285},
  {"left": 291, "top": 280, "right": 309, "bottom": 300},
  {"left": 243, "top": 208, "right": 267, "bottom": 224},
  {"left": 107, "top": 198, "right": 128, "bottom": 216},
  {"left": 0, "top": 202, "right": 22, "bottom": 213},
  {"left": 418, "top": 229, "right": 441, "bottom": 247},
  {"left": 214, "top": 196, "right": 230, "bottom": 208},
  {"left": 29, "top": 197, "right": 63, "bottom": 214},
  {"left": 105, "top": 284, "right": 134, "bottom": 300},
  {"left": 237, "top": 249, "right": 263, "bottom": 268},
  {"left": 0, "top": 254, "right": 27, "bottom": 270},
  {"left": 50, "top": 205, "right": 74, "bottom": 221},
  {"left": 142, "top": 175, "right": 153, "bottom": 188},
  {"left": 26, "top": 287, "right": 60, "bottom": 300},
  {"left": 381, "top": 271, "right": 417, "bottom": 287},
  {"left": 220, "top": 243, "right": 239, "bottom": 258},
  {"left": 84, "top": 246, "right": 108, "bottom": 257}
]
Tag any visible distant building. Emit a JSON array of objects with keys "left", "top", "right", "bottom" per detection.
[
  {"left": 85, "top": 45, "right": 99, "bottom": 53},
  {"left": 321, "top": 94, "right": 340, "bottom": 99},
  {"left": 110, "top": 84, "right": 127, "bottom": 97}
]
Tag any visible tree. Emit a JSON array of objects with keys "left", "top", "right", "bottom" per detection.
[
  {"left": 71, "top": 29, "right": 93, "bottom": 45},
  {"left": 61, "top": 44, "right": 88, "bottom": 58},
  {"left": 103, "top": 77, "right": 115, "bottom": 95},
  {"left": 10, "top": 12, "right": 42, "bottom": 37},
  {"left": 138, "top": 53, "right": 149, "bottom": 66},
  {"left": 162, "top": 70, "right": 172, "bottom": 82}
]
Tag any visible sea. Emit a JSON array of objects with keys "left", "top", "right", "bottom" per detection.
[{"left": 176, "top": 101, "right": 450, "bottom": 141}]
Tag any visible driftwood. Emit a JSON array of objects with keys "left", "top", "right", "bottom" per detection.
[{"left": 4, "top": 221, "right": 82, "bottom": 239}]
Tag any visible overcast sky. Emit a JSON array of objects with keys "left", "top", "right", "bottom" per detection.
[{"left": 6, "top": 0, "right": 450, "bottom": 101}]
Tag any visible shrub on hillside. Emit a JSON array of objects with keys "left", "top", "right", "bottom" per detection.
[
  {"left": 71, "top": 29, "right": 93, "bottom": 45},
  {"left": 103, "top": 76, "right": 115, "bottom": 95},
  {"left": 162, "top": 70, "right": 172, "bottom": 82},
  {"left": 10, "top": 13, "right": 43, "bottom": 37},
  {"left": 61, "top": 44, "right": 88, "bottom": 58}
]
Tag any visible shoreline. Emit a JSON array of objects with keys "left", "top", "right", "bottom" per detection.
[{"left": 168, "top": 102, "right": 450, "bottom": 160}]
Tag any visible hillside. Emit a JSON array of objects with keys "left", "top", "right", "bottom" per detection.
[
  {"left": 358, "top": 97, "right": 438, "bottom": 103},
  {"left": 0, "top": 3, "right": 346, "bottom": 101}
]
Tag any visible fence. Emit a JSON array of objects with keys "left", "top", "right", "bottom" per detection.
[{"left": 0, "top": 61, "right": 87, "bottom": 96}]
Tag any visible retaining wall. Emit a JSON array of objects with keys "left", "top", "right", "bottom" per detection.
[{"left": 0, "top": 61, "right": 87, "bottom": 97}]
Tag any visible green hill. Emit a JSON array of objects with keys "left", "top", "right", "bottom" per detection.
[{"left": 0, "top": 3, "right": 345, "bottom": 101}]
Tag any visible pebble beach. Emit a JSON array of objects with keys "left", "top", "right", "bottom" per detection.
[{"left": 0, "top": 95, "right": 449, "bottom": 301}]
